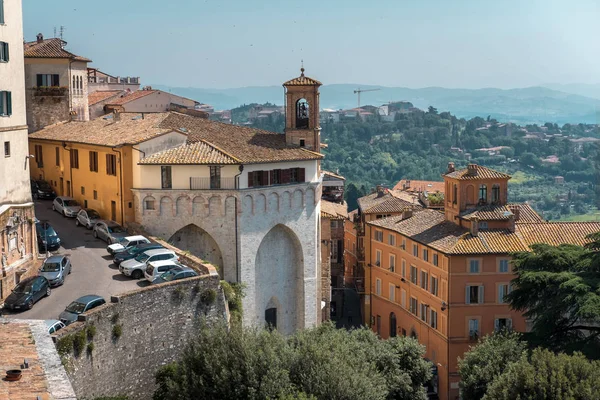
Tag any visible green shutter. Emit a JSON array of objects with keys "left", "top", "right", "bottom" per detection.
[
  {"left": 0, "top": 92, "right": 3, "bottom": 115},
  {"left": 4, "top": 42, "right": 8, "bottom": 61},
  {"left": 0, "top": 0, "right": 4, "bottom": 25},
  {"left": 6, "top": 91, "right": 11, "bottom": 115}
]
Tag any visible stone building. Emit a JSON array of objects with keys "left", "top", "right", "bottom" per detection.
[
  {"left": 0, "top": 0, "right": 38, "bottom": 301},
  {"left": 23, "top": 34, "right": 91, "bottom": 132},
  {"left": 103, "top": 88, "right": 198, "bottom": 115}
]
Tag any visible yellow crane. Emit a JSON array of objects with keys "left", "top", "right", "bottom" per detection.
[{"left": 353, "top": 88, "right": 381, "bottom": 108}]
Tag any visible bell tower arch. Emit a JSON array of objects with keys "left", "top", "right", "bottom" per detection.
[{"left": 283, "top": 67, "right": 322, "bottom": 151}]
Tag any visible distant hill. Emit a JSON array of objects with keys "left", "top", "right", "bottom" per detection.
[{"left": 151, "top": 83, "right": 600, "bottom": 124}]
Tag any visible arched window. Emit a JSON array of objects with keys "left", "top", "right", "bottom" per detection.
[
  {"left": 389, "top": 312, "right": 397, "bottom": 338},
  {"left": 265, "top": 307, "right": 277, "bottom": 330},
  {"left": 479, "top": 184, "right": 487, "bottom": 203},
  {"left": 492, "top": 184, "right": 500, "bottom": 203},
  {"left": 296, "top": 98, "right": 309, "bottom": 129},
  {"left": 72, "top": 76, "right": 76, "bottom": 90},
  {"left": 453, "top": 184, "right": 458, "bottom": 204}
]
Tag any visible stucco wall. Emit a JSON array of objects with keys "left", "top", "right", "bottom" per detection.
[{"left": 119, "top": 91, "right": 196, "bottom": 112}]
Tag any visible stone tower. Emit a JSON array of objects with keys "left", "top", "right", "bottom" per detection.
[{"left": 283, "top": 68, "right": 322, "bottom": 151}]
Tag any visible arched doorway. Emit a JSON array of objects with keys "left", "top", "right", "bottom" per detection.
[
  {"left": 389, "top": 312, "right": 397, "bottom": 337},
  {"left": 168, "top": 224, "right": 223, "bottom": 271},
  {"left": 255, "top": 224, "right": 304, "bottom": 334},
  {"left": 296, "top": 98, "right": 309, "bottom": 129}
]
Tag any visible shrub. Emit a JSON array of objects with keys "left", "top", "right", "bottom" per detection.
[
  {"left": 112, "top": 324, "right": 123, "bottom": 339},
  {"left": 111, "top": 313, "right": 120, "bottom": 324},
  {"left": 87, "top": 342, "right": 95, "bottom": 355},
  {"left": 87, "top": 325, "right": 96, "bottom": 341},
  {"left": 56, "top": 335, "right": 74, "bottom": 356},
  {"left": 73, "top": 329, "right": 87, "bottom": 357},
  {"left": 201, "top": 289, "right": 217, "bottom": 305}
]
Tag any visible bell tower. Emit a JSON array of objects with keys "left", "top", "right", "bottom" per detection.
[{"left": 283, "top": 67, "right": 322, "bottom": 152}]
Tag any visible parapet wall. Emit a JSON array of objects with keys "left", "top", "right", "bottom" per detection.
[{"left": 53, "top": 273, "right": 228, "bottom": 400}]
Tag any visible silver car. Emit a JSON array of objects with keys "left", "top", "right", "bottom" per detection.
[
  {"left": 39, "top": 255, "right": 71, "bottom": 287},
  {"left": 45, "top": 319, "right": 66, "bottom": 334},
  {"left": 75, "top": 208, "right": 101, "bottom": 229},
  {"left": 52, "top": 196, "right": 81, "bottom": 218},
  {"left": 93, "top": 220, "right": 128, "bottom": 244}
]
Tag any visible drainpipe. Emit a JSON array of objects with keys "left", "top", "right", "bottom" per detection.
[
  {"left": 63, "top": 142, "right": 73, "bottom": 198},
  {"left": 112, "top": 146, "right": 124, "bottom": 225},
  {"left": 234, "top": 165, "right": 244, "bottom": 283},
  {"left": 68, "top": 59, "right": 75, "bottom": 117}
]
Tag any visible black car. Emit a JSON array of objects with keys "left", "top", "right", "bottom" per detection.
[
  {"left": 36, "top": 221, "right": 61, "bottom": 252},
  {"left": 31, "top": 180, "right": 56, "bottom": 200},
  {"left": 113, "top": 242, "right": 164, "bottom": 266},
  {"left": 3, "top": 276, "right": 51, "bottom": 311}
]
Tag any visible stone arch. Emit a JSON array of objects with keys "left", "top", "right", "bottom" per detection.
[
  {"left": 132, "top": 194, "right": 140, "bottom": 215},
  {"left": 142, "top": 195, "right": 156, "bottom": 212},
  {"left": 159, "top": 196, "right": 173, "bottom": 216},
  {"left": 242, "top": 194, "right": 254, "bottom": 215},
  {"left": 268, "top": 192, "right": 279, "bottom": 212},
  {"left": 306, "top": 187, "right": 316, "bottom": 206},
  {"left": 255, "top": 194, "right": 267, "bottom": 214},
  {"left": 296, "top": 98, "right": 309, "bottom": 129},
  {"left": 281, "top": 191, "right": 291, "bottom": 210},
  {"left": 192, "top": 196, "right": 205, "bottom": 216},
  {"left": 389, "top": 312, "right": 397, "bottom": 338},
  {"left": 176, "top": 195, "right": 191, "bottom": 217},
  {"left": 255, "top": 224, "right": 304, "bottom": 335},
  {"left": 225, "top": 196, "right": 236, "bottom": 216},
  {"left": 292, "top": 189, "right": 304, "bottom": 209},
  {"left": 168, "top": 224, "right": 223, "bottom": 271},
  {"left": 208, "top": 196, "right": 222, "bottom": 216},
  {"left": 466, "top": 185, "right": 475, "bottom": 205}
]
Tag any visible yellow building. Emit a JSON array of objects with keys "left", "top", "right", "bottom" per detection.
[{"left": 28, "top": 112, "right": 187, "bottom": 224}]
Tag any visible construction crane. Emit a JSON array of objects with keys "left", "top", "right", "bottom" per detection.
[{"left": 353, "top": 88, "right": 381, "bottom": 108}]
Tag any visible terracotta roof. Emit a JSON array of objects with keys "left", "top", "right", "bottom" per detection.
[
  {"left": 106, "top": 90, "right": 156, "bottom": 105},
  {"left": 283, "top": 69, "right": 322, "bottom": 86},
  {"left": 460, "top": 205, "right": 514, "bottom": 221},
  {"left": 451, "top": 229, "right": 529, "bottom": 254},
  {"left": 517, "top": 222, "right": 600, "bottom": 247},
  {"left": 394, "top": 179, "right": 444, "bottom": 193},
  {"left": 445, "top": 164, "right": 511, "bottom": 181},
  {"left": 24, "top": 38, "right": 91, "bottom": 62},
  {"left": 139, "top": 140, "right": 239, "bottom": 165},
  {"left": 323, "top": 170, "right": 346, "bottom": 180},
  {"left": 88, "top": 90, "right": 123, "bottom": 106},
  {"left": 357, "top": 190, "right": 420, "bottom": 214},
  {"left": 28, "top": 113, "right": 177, "bottom": 147},
  {"left": 510, "top": 203, "right": 544, "bottom": 223},
  {"left": 158, "top": 112, "right": 323, "bottom": 164},
  {"left": 321, "top": 200, "right": 348, "bottom": 219}
]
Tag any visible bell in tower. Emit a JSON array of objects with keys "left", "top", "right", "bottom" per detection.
[{"left": 282, "top": 67, "right": 322, "bottom": 151}]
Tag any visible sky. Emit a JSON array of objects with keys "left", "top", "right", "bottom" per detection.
[{"left": 22, "top": 0, "right": 600, "bottom": 89}]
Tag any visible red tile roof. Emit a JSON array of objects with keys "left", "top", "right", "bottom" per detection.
[
  {"left": 394, "top": 179, "right": 444, "bottom": 193},
  {"left": 321, "top": 200, "right": 348, "bottom": 220},
  {"left": 445, "top": 164, "right": 511, "bottom": 181},
  {"left": 24, "top": 38, "right": 91, "bottom": 62},
  {"left": 88, "top": 90, "right": 123, "bottom": 106},
  {"left": 106, "top": 90, "right": 157, "bottom": 105},
  {"left": 283, "top": 69, "right": 322, "bottom": 86}
]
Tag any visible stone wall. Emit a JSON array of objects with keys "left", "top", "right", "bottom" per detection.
[
  {"left": 52, "top": 273, "right": 228, "bottom": 400},
  {"left": 26, "top": 90, "right": 70, "bottom": 132}
]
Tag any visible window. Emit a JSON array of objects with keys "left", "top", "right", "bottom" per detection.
[
  {"left": 410, "top": 265, "right": 418, "bottom": 284},
  {"left": 389, "top": 284, "right": 395, "bottom": 302},
  {"left": 492, "top": 184, "right": 501, "bottom": 203},
  {"left": 469, "top": 319, "right": 480, "bottom": 338},
  {"left": 466, "top": 285, "right": 484, "bottom": 304},
  {"left": 495, "top": 318, "right": 513, "bottom": 332},
  {"left": 93, "top": 190, "right": 98, "bottom": 200},
  {"left": 431, "top": 276, "right": 439, "bottom": 296},
  {"left": 389, "top": 254, "right": 396, "bottom": 272},
  {"left": 36, "top": 74, "right": 60, "bottom": 87},
  {"left": 413, "top": 244, "right": 418, "bottom": 257},
  {"left": 375, "top": 250, "right": 381, "bottom": 266},
  {"left": 499, "top": 259, "right": 510, "bottom": 273},
  {"left": 34, "top": 144, "right": 43, "bottom": 167},
  {"left": 331, "top": 220, "right": 339, "bottom": 229},
  {"left": 430, "top": 310, "right": 438, "bottom": 329},
  {"left": 210, "top": 166, "right": 221, "bottom": 189},
  {"left": 498, "top": 283, "right": 511, "bottom": 303},
  {"left": 106, "top": 154, "right": 117, "bottom": 176},
  {"left": 401, "top": 289, "right": 406, "bottom": 308},
  {"left": 469, "top": 259, "right": 480, "bottom": 274},
  {"left": 290, "top": 168, "right": 299, "bottom": 183},
  {"left": 410, "top": 297, "right": 418, "bottom": 316},
  {"left": 161, "top": 166, "right": 172, "bottom": 189},
  {"left": 0, "top": 0, "right": 4, "bottom": 24},
  {"left": 423, "top": 248, "right": 429, "bottom": 262},
  {"left": 420, "top": 270, "right": 428, "bottom": 290},
  {"left": 0, "top": 91, "right": 12, "bottom": 116},
  {"left": 145, "top": 199, "right": 155, "bottom": 210},
  {"left": 375, "top": 230, "right": 383, "bottom": 242},
  {"left": 89, "top": 151, "right": 98, "bottom": 172},
  {"left": 375, "top": 278, "right": 381, "bottom": 296},
  {"left": 299, "top": 139, "right": 305, "bottom": 147},
  {"left": 271, "top": 169, "right": 281, "bottom": 184},
  {"left": 479, "top": 184, "right": 487, "bottom": 203},
  {"left": 388, "top": 234, "right": 395, "bottom": 246},
  {"left": 70, "top": 149, "right": 79, "bottom": 168},
  {"left": 401, "top": 259, "right": 406, "bottom": 278},
  {"left": 55, "top": 147, "right": 60, "bottom": 166},
  {"left": 401, "top": 238, "right": 406, "bottom": 249},
  {"left": 0, "top": 41, "right": 8, "bottom": 62},
  {"left": 453, "top": 184, "right": 457, "bottom": 204},
  {"left": 433, "top": 253, "right": 439, "bottom": 267},
  {"left": 3, "top": 141, "right": 9, "bottom": 157},
  {"left": 80, "top": 187, "right": 85, "bottom": 195},
  {"left": 420, "top": 303, "right": 429, "bottom": 322}
]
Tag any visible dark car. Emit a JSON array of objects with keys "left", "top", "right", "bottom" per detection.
[
  {"left": 31, "top": 180, "right": 56, "bottom": 200},
  {"left": 113, "top": 242, "right": 164, "bottom": 266},
  {"left": 39, "top": 255, "right": 72, "bottom": 287},
  {"left": 59, "top": 295, "right": 106, "bottom": 326},
  {"left": 36, "top": 221, "right": 61, "bottom": 252},
  {"left": 3, "top": 276, "right": 51, "bottom": 311},
  {"left": 152, "top": 266, "right": 198, "bottom": 285}
]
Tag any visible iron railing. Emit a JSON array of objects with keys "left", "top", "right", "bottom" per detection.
[{"left": 189, "top": 177, "right": 236, "bottom": 190}]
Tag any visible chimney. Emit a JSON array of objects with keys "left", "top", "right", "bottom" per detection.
[
  {"left": 467, "top": 164, "right": 478, "bottom": 176},
  {"left": 376, "top": 185, "right": 386, "bottom": 198},
  {"left": 402, "top": 207, "right": 413, "bottom": 220},
  {"left": 470, "top": 217, "right": 479, "bottom": 237},
  {"left": 447, "top": 162, "right": 455, "bottom": 174},
  {"left": 508, "top": 214, "right": 516, "bottom": 233},
  {"left": 405, "top": 180, "right": 411, "bottom": 189},
  {"left": 113, "top": 110, "right": 121, "bottom": 122},
  {"left": 36, "top": 33, "right": 44, "bottom": 43}
]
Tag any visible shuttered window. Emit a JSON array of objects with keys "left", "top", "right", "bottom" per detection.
[
  {"left": 106, "top": 154, "right": 117, "bottom": 176},
  {"left": 89, "top": 151, "right": 98, "bottom": 172},
  {"left": 0, "top": 42, "right": 8, "bottom": 62},
  {"left": 0, "top": 91, "right": 11, "bottom": 116},
  {"left": 0, "top": 0, "right": 4, "bottom": 25},
  {"left": 70, "top": 149, "right": 79, "bottom": 169}
]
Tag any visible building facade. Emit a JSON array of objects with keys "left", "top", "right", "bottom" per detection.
[{"left": 0, "top": 0, "right": 37, "bottom": 300}]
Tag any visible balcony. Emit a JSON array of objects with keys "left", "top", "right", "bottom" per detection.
[
  {"left": 31, "top": 86, "right": 68, "bottom": 97},
  {"left": 189, "top": 177, "right": 236, "bottom": 190}
]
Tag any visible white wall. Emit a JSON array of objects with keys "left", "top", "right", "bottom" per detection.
[
  {"left": 239, "top": 160, "right": 319, "bottom": 188},
  {"left": 122, "top": 91, "right": 196, "bottom": 112},
  {"left": 131, "top": 131, "right": 188, "bottom": 189}
]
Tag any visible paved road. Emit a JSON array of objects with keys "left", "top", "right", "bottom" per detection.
[{"left": 4, "top": 200, "right": 141, "bottom": 321}]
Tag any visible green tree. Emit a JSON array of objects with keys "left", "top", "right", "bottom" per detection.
[
  {"left": 458, "top": 332, "right": 527, "bottom": 400},
  {"left": 154, "top": 322, "right": 432, "bottom": 400}
]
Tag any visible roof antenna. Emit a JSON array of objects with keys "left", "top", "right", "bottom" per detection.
[
  {"left": 300, "top": 59, "right": 304, "bottom": 76},
  {"left": 59, "top": 26, "right": 65, "bottom": 41}
]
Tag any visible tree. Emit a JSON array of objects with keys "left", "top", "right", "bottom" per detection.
[
  {"left": 154, "top": 322, "right": 432, "bottom": 400},
  {"left": 458, "top": 331, "right": 527, "bottom": 400},
  {"left": 345, "top": 183, "right": 366, "bottom": 211},
  {"left": 483, "top": 348, "right": 600, "bottom": 400},
  {"left": 427, "top": 106, "right": 438, "bottom": 115}
]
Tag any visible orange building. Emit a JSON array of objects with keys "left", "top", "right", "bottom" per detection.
[{"left": 365, "top": 163, "right": 600, "bottom": 400}]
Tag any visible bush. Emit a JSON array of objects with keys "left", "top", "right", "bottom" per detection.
[
  {"left": 220, "top": 281, "right": 245, "bottom": 325},
  {"left": 73, "top": 329, "right": 87, "bottom": 357},
  {"left": 87, "top": 324, "right": 96, "bottom": 341},
  {"left": 112, "top": 324, "right": 123, "bottom": 339},
  {"left": 56, "top": 335, "right": 74, "bottom": 356},
  {"left": 200, "top": 289, "right": 217, "bottom": 305},
  {"left": 87, "top": 342, "right": 95, "bottom": 355}
]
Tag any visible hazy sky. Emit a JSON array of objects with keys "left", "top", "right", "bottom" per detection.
[{"left": 23, "top": 0, "right": 600, "bottom": 89}]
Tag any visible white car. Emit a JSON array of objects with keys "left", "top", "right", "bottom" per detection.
[
  {"left": 144, "top": 260, "right": 183, "bottom": 282},
  {"left": 52, "top": 196, "right": 81, "bottom": 218},
  {"left": 119, "top": 248, "right": 178, "bottom": 279},
  {"left": 107, "top": 235, "right": 151, "bottom": 256}
]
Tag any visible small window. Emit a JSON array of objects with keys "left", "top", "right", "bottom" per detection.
[
  {"left": 495, "top": 318, "right": 513, "bottom": 332},
  {"left": 375, "top": 250, "right": 381, "bottom": 266},
  {"left": 36, "top": 74, "right": 60, "bottom": 87},
  {"left": 89, "top": 151, "right": 98, "bottom": 172},
  {"left": 299, "top": 139, "right": 305, "bottom": 147},
  {"left": 401, "top": 289, "right": 406, "bottom": 308},
  {"left": 469, "top": 259, "right": 480, "bottom": 274},
  {"left": 430, "top": 309, "right": 438, "bottom": 329},
  {"left": 71, "top": 149, "right": 79, "bottom": 169},
  {"left": 423, "top": 248, "right": 429, "bottom": 262},
  {"left": 410, "top": 297, "right": 418, "bottom": 316},
  {"left": 401, "top": 259, "right": 406, "bottom": 278},
  {"left": 410, "top": 265, "right": 418, "bottom": 284},
  {"left": 430, "top": 276, "right": 439, "bottom": 296},
  {"left": 0, "top": 42, "right": 8, "bottom": 62},
  {"left": 413, "top": 244, "right": 418, "bottom": 257},
  {"left": 498, "top": 283, "right": 511, "bottom": 304},
  {"left": 106, "top": 154, "right": 117, "bottom": 176},
  {"left": 0, "top": 91, "right": 12, "bottom": 116},
  {"left": 492, "top": 184, "right": 501, "bottom": 203},
  {"left": 375, "top": 230, "right": 383, "bottom": 242},
  {"left": 389, "top": 284, "right": 395, "bottom": 302},
  {"left": 272, "top": 169, "right": 281, "bottom": 185},
  {"left": 55, "top": 147, "right": 60, "bottom": 166},
  {"left": 433, "top": 253, "right": 439, "bottom": 266},
  {"left": 375, "top": 278, "right": 381, "bottom": 296},
  {"left": 389, "top": 254, "right": 395, "bottom": 272},
  {"left": 420, "top": 270, "right": 428, "bottom": 290},
  {"left": 499, "top": 259, "right": 509, "bottom": 273},
  {"left": 3, "top": 141, "right": 9, "bottom": 157},
  {"left": 401, "top": 238, "right": 406, "bottom": 249},
  {"left": 161, "top": 166, "right": 172, "bottom": 189},
  {"left": 388, "top": 234, "right": 395, "bottom": 246},
  {"left": 466, "top": 285, "right": 484, "bottom": 304},
  {"left": 469, "top": 319, "right": 480, "bottom": 337},
  {"left": 420, "top": 303, "right": 429, "bottom": 323},
  {"left": 479, "top": 184, "right": 488, "bottom": 203},
  {"left": 93, "top": 190, "right": 98, "bottom": 200},
  {"left": 145, "top": 199, "right": 155, "bottom": 210},
  {"left": 81, "top": 186, "right": 85, "bottom": 195}
]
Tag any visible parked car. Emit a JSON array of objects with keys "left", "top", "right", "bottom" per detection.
[
  {"left": 36, "top": 221, "right": 61, "bottom": 252},
  {"left": 52, "top": 196, "right": 81, "bottom": 217},
  {"left": 39, "top": 255, "right": 71, "bottom": 287},
  {"left": 59, "top": 295, "right": 106, "bottom": 326},
  {"left": 75, "top": 208, "right": 101, "bottom": 229},
  {"left": 152, "top": 266, "right": 199, "bottom": 285},
  {"left": 93, "top": 220, "right": 128, "bottom": 244},
  {"left": 113, "top": 242, "right": 164, "bottom": 266},
  {"left": 144, "top": 260, "right": 183, "bottom": 282},
  {"left": 45, "top": 319, "right": 66, "bottom": 334},
  {"left": 31, "top": 180, "right": 56, "bottom": 200},
  {"left": 107, "top": 235, "right": 151, "bottom": 256},
  {"left": 3, "top": 276, "right": 51, "bottom": 311},
  {"left": 119, "top": 248, "right": 178, "bottom": 279}
]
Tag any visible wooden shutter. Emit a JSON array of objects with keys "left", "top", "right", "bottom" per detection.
[
  {"left": 106, "top": 154, "right": 110, "bottom": 174},
  {"left": 282, "top": 168, "right": 291, "bottom": 184},
  {"left": 6, "top": 91, "right": 10, "bottom": 116},
  {"left": 465, "top": 286, "right": 470, "bottom": 304},
  {"left": 52, "top": 74, "right": 59, "bottom": 87},
  {"left": 269, "top": 170, "right": 274, "bottom": 185},
  {"left": 261, "top": 171, "right": 269, "bottom": 186},
  {"left": 479, "top": 285, "right": 484, "bottom": 304},
  {"left": 0, "top": 0, "right": 4, "bottom": 24},
  {"left": 298, "top": 168, "right": 305, "bottom": 182},
  {"left": 247, "top": 171, "right": 254, "bottom": 187},
  {"left": 37, "top": 74, "right": 43, "bottom": 87}
]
